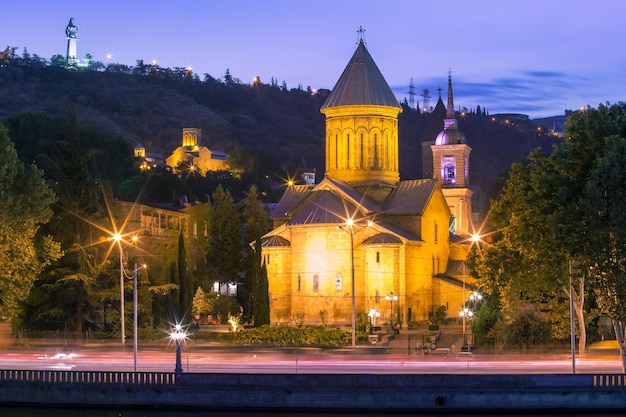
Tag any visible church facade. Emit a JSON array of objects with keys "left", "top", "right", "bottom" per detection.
[
  {"left": 165, "top": 128, "right": 229, "bottom": 175},
  {"left": 261, "top": 39, "right": 476, "bottom": 328}
]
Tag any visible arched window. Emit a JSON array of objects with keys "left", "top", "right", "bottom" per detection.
[
  {"left": 373, "top": 134, "right": 378, "bottom": 168},
  {"left": 443, "top": 163, "right": 456, "bottom": 185},
  {"left": 335, "top": 134, "right": 339, "bottom": 168},
  {"left": 360, "top": 133, "right": 364, "bottom": 167},
  {"left": 346, "top": 134, "right": 350, "bottom": 167}
]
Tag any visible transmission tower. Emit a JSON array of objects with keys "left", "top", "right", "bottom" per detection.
[
  {"left": 420, "top": 89, "right": 432, "bottom": 113},
  {"left": 407, "top": 78, "right": 416, "bottom": 109}
]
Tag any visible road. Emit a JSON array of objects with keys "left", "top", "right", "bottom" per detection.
[{"left": 0, "top": 344, "right": 621, "bottom": 375}]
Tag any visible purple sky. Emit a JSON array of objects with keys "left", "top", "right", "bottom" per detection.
[{"left": 4, "top": 0, "right": 626, "bottom": 118}]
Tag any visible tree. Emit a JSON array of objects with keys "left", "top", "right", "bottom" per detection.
[
  {"left": 582, "top": 131, "right": 626, "bottom": 369},
  {"left": 207, "top": 186, "right": 241, "bottom": 285},
  {"left": 177, "top": 230, "right": 193, "bottom": 315},
  {"left": 471, "top": 103, "right": 626, "bottom": 365},
  {"left": 21, "top": 110, "right": 113, "bottom": 332},
  {"left": 0, "top": 123, "right": 61, "bottom": 319},
  {"left": 241, "top": 185, "right": 270, "bottom": 321}
]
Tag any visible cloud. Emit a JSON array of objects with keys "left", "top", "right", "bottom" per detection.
[{"left": 392, "top": 70, "right": 597, "bottom": 118}]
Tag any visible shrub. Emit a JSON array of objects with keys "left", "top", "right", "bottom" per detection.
[{"left": 231, "top": 325, "right": 362, "bottom": 347}]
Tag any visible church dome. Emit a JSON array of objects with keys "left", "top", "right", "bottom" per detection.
[
  {"left": 435, "top": 120, "right": 466, "bottom": 145},
  {"left": 321, "top": 40, "right": 401, "bottom": 110}
]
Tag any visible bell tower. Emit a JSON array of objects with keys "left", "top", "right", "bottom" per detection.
[{"left": 431, "top": 73, "right": 473, "bottom": 236}]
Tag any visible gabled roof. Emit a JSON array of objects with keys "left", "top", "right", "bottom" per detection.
[
  {"left": 288, "top": 190, "right": 360, "bottom": 226},
  {"left": 317, "top": 176, "right": 382, "bottom": 214},
  {"left": 321, "top": 40, "right": 401, "bottom": 110},
  {"left": 270, "top": 185, "right": 312, "bottom": 220},
  {"left": 382, "top": 179, "right": 438, "bottom": 214},
  {"left": 362, "top": 233, "right": 402, "bottom": 245}
]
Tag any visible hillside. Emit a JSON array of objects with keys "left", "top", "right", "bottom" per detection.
[{"left": 0, "top": 60, "right": 563, "bottom": 212}]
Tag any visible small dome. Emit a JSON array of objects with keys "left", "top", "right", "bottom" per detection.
[{"left": 435, "top": 119, "right": 466, "bottom": 145}]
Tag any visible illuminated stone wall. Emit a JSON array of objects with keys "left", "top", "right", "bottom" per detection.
[{"left": 323, "top": 105, "right": 401, "bottom": 185}]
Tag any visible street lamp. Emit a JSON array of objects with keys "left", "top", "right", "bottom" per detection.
[
  {"left": 170, "top": 323, "right": 187, "bottom": 377},
  {"left": 111, "top": 233, "right": 138, "bottom": 345},
  {"left": 459, "top": 306, "right": 473, "bottom": 345},
  {"left": 460, "top": 291, "right": 482, "bottom": 347},
  {"left": 338, "top": 218, "right": 373, "bottom": 347},
  {"left": 368, "top": 308, "right": 380, "bottom": 329},
  {"left": 386, "top": 292, "right": 398, "bottom": 333},
  {"left": 132, "top": 262, "right": 147, "bottom": 372}
]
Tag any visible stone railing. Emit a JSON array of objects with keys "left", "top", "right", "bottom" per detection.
[{"left": 0, "top": 370, "right": 176, "bottom": 386}]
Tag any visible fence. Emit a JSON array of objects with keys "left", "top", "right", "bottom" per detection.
[{"left": 0, "top": 369, "right": 176, "bottom": 386}]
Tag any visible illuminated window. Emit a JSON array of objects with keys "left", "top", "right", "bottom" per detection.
[
  {"left": 373, "top": 134, "right": 378, "bottom": 167},
  {"left": 313, "top": 274, "right": 319, "bottom": 292},
  {"left": 335, "top": 274, "right": 342, "bottom": 291},
  {"left": 347, "top": 134, "right": 350, "bottom": 166},
  {"left": 375, "top": 290, "right": 380, "bottom": 303},
  {"left": 443, "top": 163, "right": 456, "bottom": 185},
  {"left": 360, "top": 133, "right": 364, "bottom": 166},
  {"left": 335, "top": 134, "right": 339, "bottom": 168}
]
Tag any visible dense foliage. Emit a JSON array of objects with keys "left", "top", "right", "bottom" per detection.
[
  {"left": 470, "top": 103, "right": 626, "bottom": 367},
  {"left": 0, "top": 124, "right": 62, "bottom": 318}
]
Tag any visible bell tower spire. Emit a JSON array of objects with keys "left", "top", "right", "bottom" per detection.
[
  {"left": 446, "top": 69, "right": 455, "bottom": 118},
  {"left": 431, "top": 71, "right": 473, "bottom": 236}
]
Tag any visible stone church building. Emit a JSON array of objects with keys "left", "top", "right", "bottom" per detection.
[{"left": 260, "top": 39, "right": 477, "bottom": 328}]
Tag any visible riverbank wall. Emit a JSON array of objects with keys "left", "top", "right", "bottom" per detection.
[{"left": 1, "top": 370, "right": 626, "bottom": 412}]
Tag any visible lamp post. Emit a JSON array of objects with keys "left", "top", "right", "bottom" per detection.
[
  {"left": 338, "top": 218, "right": 373, "bottom": 347},
  {"left": 111, "top": 234, "right": 138, "bottom": 347},
  {"left": 386, "top": 291, "right": 398, "bottom": 333},
  {"left": 459, "top": 306, "right": 473, "bottom": 345},
  {"left": 133, "top": 263, "right": 137, "bottom": 371},
  {"left": 112, "top": 233, "right": 126, "bottom": 345},
  {"left": 348, "top": 224, "right": 356, "bottom": 347},
  {"left": 170, "top": 324, "right": 187, "bottom": 377}
]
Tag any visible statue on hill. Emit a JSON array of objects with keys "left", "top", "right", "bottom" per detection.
[{"left": 65, "top": 18, "right": 78, "bottom": 39}]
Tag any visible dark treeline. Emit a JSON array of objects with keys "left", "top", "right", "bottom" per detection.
[{"left": 1, "top": 51, "right": 562, "bottom": 208}]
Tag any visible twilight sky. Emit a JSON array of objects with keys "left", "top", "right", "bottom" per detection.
[{"left": 4, "top": 0, "right": 626, "bottom": 118}]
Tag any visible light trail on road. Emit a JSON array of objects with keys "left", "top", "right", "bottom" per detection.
[{"left": 0, "top": 347, "right": 621, "bottom": 375}]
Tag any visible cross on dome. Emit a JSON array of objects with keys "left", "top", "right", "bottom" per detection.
[{"left": 356, "top": 26, "right": 366, "bottom": 45}]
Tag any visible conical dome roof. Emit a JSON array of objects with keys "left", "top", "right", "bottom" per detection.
[{"left": 321, "top": 40, "right": 401, "bottom": 110}]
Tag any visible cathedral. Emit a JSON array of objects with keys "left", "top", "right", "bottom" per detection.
[{"left": 260, "top": 38, "right": 476, "bottom": 328}]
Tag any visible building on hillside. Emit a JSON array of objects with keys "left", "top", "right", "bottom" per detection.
[
  {"left": 260, "top": 38, "right": 478, "bottom": 329},
  {"left": 165, "top": 128, "right": 229, "bottom": 175},
  {"left": 134, "top": 144, "right": 166, "bottom": 171}
]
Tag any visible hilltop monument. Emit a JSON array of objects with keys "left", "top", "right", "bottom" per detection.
[{"left": 65, "top": 17, "right": 79, "bottom": 65}]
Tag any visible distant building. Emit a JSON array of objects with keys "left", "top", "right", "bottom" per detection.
[
  {"left": 165, "top": 128, "right": 229, "bottom": 175},
  {"left": 302, "top": 168, "right": 316, "bottom": 185},
  {"left": 134, "top": 143, "right": 166, "bottom": 171}
]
